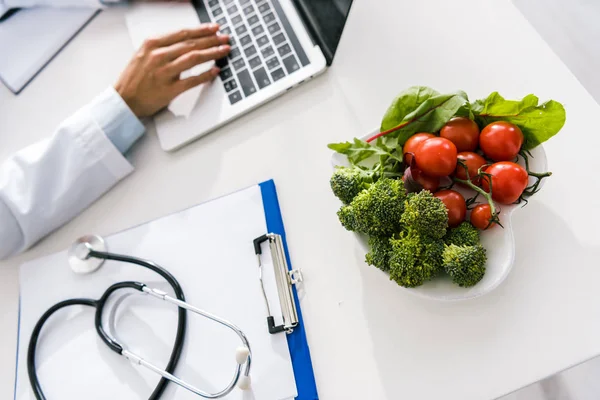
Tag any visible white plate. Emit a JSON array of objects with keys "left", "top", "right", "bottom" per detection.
[{"left": 330, "top": 130, "right": 548, "bottom": 301}]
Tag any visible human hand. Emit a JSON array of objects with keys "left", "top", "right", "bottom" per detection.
[{"left": 115, "top": 23, "right": 230, "bottom": 118}]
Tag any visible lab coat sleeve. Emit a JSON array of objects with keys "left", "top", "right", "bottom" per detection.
[
  {"left": 1, "top": 0, "right": 124, "bottom": 11},
  {"left": 0, "top": 87, "right": 144, "bottom": 260}
]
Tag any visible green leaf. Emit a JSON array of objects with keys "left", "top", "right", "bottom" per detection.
[
  {"left": 379, "top": 86, "right": 468, "bottom": 145},
  {"left": 328, "top": 138, "right": 402, "bottom": 165},
  {"left": 472, "top": 92, "right": 566, "bottom": 149}
]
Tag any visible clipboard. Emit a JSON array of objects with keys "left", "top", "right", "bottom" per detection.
[{"left": 14, "top": 180, "right": 318, "bottom": 400}]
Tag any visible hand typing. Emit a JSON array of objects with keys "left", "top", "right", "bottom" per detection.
[{"left": 115, "top": 23, "right": 230, "bottom": 118}]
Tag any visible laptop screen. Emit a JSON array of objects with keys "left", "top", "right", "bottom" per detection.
[{"left": 293, "top": 0, "right": 353, "bottom": 65}]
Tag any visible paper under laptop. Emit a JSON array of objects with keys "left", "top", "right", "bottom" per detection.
[
  {"left": 0, "top": 7, "right": 98, "bottom": 94},
  {"left": 14, "top": 185, "right": 297, "bottom": 399}
]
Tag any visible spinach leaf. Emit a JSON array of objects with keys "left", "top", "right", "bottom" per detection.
[
  {"left": 472, "top": 92, "right": 566, "bottom": 149},
  {"left": 377, "top": 86, "right": 468, "bottom": 145},
  {"left": 328, "top": 138, "right": 402, "bottom": 165}
]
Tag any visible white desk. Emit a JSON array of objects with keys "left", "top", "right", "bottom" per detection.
[{"left": 1, "top": 1, "right": 600, "bottom": 399}]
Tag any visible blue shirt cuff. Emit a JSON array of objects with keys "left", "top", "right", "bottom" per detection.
[{"left": 89, "top": 87, "right": 145, "bottom": 155}]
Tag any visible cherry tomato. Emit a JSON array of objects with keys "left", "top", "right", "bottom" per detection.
[
  {"left": 440, "top": 117, "right": 480, "bottom": 152},
  {"left": 434, "top": 189, "right": 466, "bottom": 227},
  {"left": 403, "top": 133, "right": 435, "bottom": 155},
  {"left": 414, "top": 137, "right": 458, "bottom": 177},
  {"left": 479, "top": 121, "right": 524, "bottom": 161},
  {"left": 455, "top": 151, "right": 487, "bottom": 185},
  {"left": 410, "top": 167, "right": 440, "bottom": 192},
  {"left": 481, "top": 162, "right": 528, "bottom": 204},
  {"left": 470, "top": 204, "right": 496, "bottom": 230}
]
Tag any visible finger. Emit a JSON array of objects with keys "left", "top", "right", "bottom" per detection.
[
  {"left": 174, "top": 67, "right": 220, "bottom": 94},
  {"left": 166, "top": 45, "right": 230, "bottom": 76},
  {"left": 156, "top": 34, "right": 230, "bottom": 63},
  {"left": 142, "top": 23, "right": 220, "bottom": 50}
]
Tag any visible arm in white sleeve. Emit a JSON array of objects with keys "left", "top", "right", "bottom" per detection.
[
  {"left": 0, "top": 0, "right": 124, "bottom": 12},
  {"left": 0, "top": 87, "right": 145, "bottom": 259}
]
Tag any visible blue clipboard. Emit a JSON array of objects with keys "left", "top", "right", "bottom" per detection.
[{"left": 259, "top": 180, "right": 319, "bottom": 400}]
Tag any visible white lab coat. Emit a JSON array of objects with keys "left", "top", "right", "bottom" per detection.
[{"left": 0, "top": 96, "right": 135, "bottom": 260}]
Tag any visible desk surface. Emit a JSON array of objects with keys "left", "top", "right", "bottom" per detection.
[{"left": 2, "top": 1, "right": 600, "bottom": 399}]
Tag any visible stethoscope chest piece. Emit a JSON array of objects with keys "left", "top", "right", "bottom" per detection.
[{"left": 68, "top": 234, "right": 107, "bottom": 274}]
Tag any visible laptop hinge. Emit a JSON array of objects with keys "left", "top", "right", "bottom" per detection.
[{"left": 291, "top": 0, "right": 334, "bottom": 66}]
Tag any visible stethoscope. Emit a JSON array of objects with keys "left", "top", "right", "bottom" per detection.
[{"left": 27, "top": 235, "right": 252, "bottom": 400}]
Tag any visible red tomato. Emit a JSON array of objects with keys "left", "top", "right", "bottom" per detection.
[
  {"left": 479, "top": 121, "right": 524, "bottom": 161},
  {"left": 414, "top": 137, "right": 458, "bottom": 177},
  {"left": 434, "top": 190, "right": 466, "bottom": 227},
  {"left": 410, "top": 167, "right": 440, "bottom": 192},
  {"left": 470, "top": 204, "right": 496, "bottom": 230},
  {"left": 440, "top": 117, "right": 480, "bottom": 152},
  {"left": 455, "top": 152, "right": 487, "bottom": 185},
  {"left": 481, "top": 162, "right": 528, "bottom": 204},
  {"left": 403, "top": 133, "right": 435, "bottom": 155}
]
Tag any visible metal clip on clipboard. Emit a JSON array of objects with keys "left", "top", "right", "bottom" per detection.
[{"left": 253, "top": 233, "right": 303, "bottom": 335}]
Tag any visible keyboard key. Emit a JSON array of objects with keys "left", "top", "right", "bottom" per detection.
[
  {"left": 232, "top": 58, "right": 245, "bottom": 71},
  {"left": 244, "top": 45, "right": 257, "bottom": 57},
  {"left": 263, "top": 12, "right": 275, "bottom": 24},
  {"left": 223, "top": 79, "right": 238, "bottom": 92},
  {"left": 251, "top": 25, "right": 264, "bottom": 36},
  {"left": 217, "top": 17, "right": 227, "bottom": 26},
  {"left": 261, "top": 45, "right": 274, "bottom": 58},
  {"left": 239, "top": 0, "right": 250, "bottom": 4},
  {"left": 216, "top": 57, "right": 229, "bottom": 68},
  {"left": 224, "top": 0, "right": 234, "bottom": 4},
  {"left": 278, "top": 43, "right": 291, "bottom": 57},
  {"left": 243, "top": 5, "right": 254, "bottom": 15},
  {"left": 237, "top": 69, "right": 257, "bottom": 96},
  {"left": 258, "top": 2, "right": 270, "bottom": 13},
  {"left": 249, "top": 56, "right": 261, "bottom": 69},
  {"left": 247, "top": 15, "right": 259, "bottom": 26},
  {"left": 229, "top": 91, "right": 242, "bottom": 104},
  {"left": 213, "top": 7, "right": 223, "bottom": 16},
  {"left": 226, "top": 5, "right": 238, "bottom": 14},
  {"left": 268, "top": 22, "right": 281, "bottom": 34},
  {"left": 256, "top": 35, "right": 269, "bottom": 47},
  {"left": 208, "top": 0, "right": 218, "bottom": 7},
  {"left": 220, "top": 67, "right": 233, "bottom": 81},
  {"left": 221, "top": 27, "right": 231, "bottom": 35},
  {"left": 283, "top": 55, "right": 300, "bottom": 73},
  {"left": 229, "top": 36, "right": 236, "bottom": 46},
  {"left": 228, "top": 47, "right": 241, "bottom": 59},
  {"left": 239, "top": 34, "right": 252, "bottom": 46},
  {"left": 271, "top": 68, "right": 285, "bottom": 81},
  {"left": 231, "top": 14, "right": 242, "bottom": 25},
  {"left": 266, "top": 57, "right": 280, "bottom": 70},
  {"left": 253, "top": 67, "right": 271, "bottom": 89},
  {"left": 272, "top": 32, "right": 285, "bottom": 45},
  {"left": 235, "top": 25, "right": 247, "bottom": 35}
]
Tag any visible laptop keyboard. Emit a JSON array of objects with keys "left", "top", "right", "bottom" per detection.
[{"left": 201, "top": 0, "right": 304, "bottom": 105}]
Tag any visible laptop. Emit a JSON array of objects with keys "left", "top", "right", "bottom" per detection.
[{"left": 145, "top": 0, "right": 353, "bottom": 151}]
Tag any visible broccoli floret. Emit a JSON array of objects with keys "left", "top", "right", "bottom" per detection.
[
  {"left": 444, "top": 222, "right": 480, "bottom": 247},
  {"left": 400, "top": 190, "right": 448, "bottom": 239},
  {"left": 388, "top": 231, "right": 444, "bottom": 287},
  {"left": 365, "top": 236, "right": 393, "bottom": 271},
  {"left": 443, "top": 244, "right": 487, "bottom": 287},
  {"left": 330, "top": 166, "right": 374, "bottom": 204},
  {"left": 337, "top": 178, "right": 406, "bottom": 237}
]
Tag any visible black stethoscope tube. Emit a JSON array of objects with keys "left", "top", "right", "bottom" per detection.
[{"left": 27, "top": 250, "right": 188, "bottom": 400}]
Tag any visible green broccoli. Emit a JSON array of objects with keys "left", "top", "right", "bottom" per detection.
[
  {"left": 330, "top": 166, "right": 374, "bottom": 204},
  {"left": 337, "top": 178, "right": 406, "bottom": 237},
  {"left": 442, "top": 244, "right": 487, "bottom": 287},
  {"left": 444, "top": 222, "right": 480, "bottom": 247},
  {"left": 388, "top": 231, "right": 444, "bottom": 287},
  {"left": 400, "top": 190, "right": 448, "bottom": 239},
  {"left": 365, "top": 236, "right": 393, "bottom": 271}
]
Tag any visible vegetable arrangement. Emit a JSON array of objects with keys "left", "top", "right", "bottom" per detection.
[{"left": 329, "top": 86, "right": 565, "bottom": 289}]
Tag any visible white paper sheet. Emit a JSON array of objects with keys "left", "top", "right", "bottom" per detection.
[
  {"left": 0, "top": 7, "right": 98, "bottom": 93},
  {"left": 125, "top": 3, "right": 214, "bottom": 118},
  {"left": 15, "top": 185, "right": 297, "bottom": 400}
]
